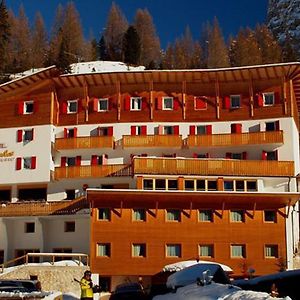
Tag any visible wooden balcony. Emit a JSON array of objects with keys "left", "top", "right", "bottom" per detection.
[
  {"left": 133, "top": 157, "right": 294, "bottom": 177},
  {"left": 55, "top": 136, "right": 114, "bottom": 150},
  {"left": 55, "top": 164, "right": 131, "bottom": 180},
  {"left": 186, "top": 131, "right": 284, "bottom": 147},
  {"left": 122, "top": 135, "right": 183, "bottom": 148},
  {"left": 0, "top": 197, "right": 88, "bottom": 217}
]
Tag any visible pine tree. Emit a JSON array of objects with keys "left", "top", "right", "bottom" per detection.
[
  {"left": 123, "top": 25, "right": 141, "bottom": 65},
  {"left": 31, "top": 12, "right": 48, "bottom": 68},
  {"left": 161, "top": 44, "right": 175, "bottom": 69},
  {"left": 99, "top": 35, "right": 109, "bottom": 60},
  {"left": 230, "top": 27, "right": 262, "bottom": 67},
  {"left": 255, "top": 24, "right": 281, "bottom": 64},
  {"left": 200, "top": 21, "right": 211, "bottom": 68},
  {"left": 282, "top": 32, "right": 298, "bottom": 62},
  {"left": 207, "top": 17, "right": 230, "bottom": 68},
  {"left": 56, "top": 31, "right": 71, "bottom": 74},
  {"left": 0, "top": 0, "right": 10, "bottom": 75},
  {"left": 134, "top": 8, "right": 161, "bottom": 67},
  {"left": 104, "top": 2, "right": 128, "bottom": 61}
]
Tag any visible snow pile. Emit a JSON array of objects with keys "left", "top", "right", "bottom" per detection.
[
  {"left": 70, "top": 61, "right": 145, "bottom": 74},
  {"left": 153, "top": 282, "right": 291, "bottom": 300},
  {"left": 0, "top": 290, "right": 62, "bottom": 299}
]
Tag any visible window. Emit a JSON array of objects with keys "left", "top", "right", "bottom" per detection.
[
  {"left": 263, "top": 92, "right": 275, "bottom": 106},
  {"left": 166, "top": 209, "right": 181, "bottom": 222},
  {"left": 266, "top": 151, "right": 277, "bottom": 161},
  {"left": 0, "top": 250, "right": 3, "bottom": 264},
  {"left": 197, "top": 125, "right": 207, "bottom": 135},
  {"left": 232, "top": 153, "right": 242, "bottom": 160},
  {"left": 98, "top": 98, "right": 109, "bottom": 111},
  {"left": 66, "top": 128, "right": 76, "bottom": 138},
  {"left": 67, "top": 100, "right": 78, "bottom": 113},
  {"left": 132, "top": 244, "right": 146, "bottom": 257},
  {"left": 199, "top": 210, "right": 213, "bottom": 222},
  {"left": 24, "top": 101, "right": 34, "bottom": 114},
  {"left": 130, "top": 97, "right": 142, "bottom": 111},
  {"left": 230, "top": 95, "right": 241, "bottom": 108},
  {"left": 67, "top": 157, "right": 76, "bottom": 166},
  {"left": 23, "top": 157, "right": 36, "bottom": 169},
  {"left": 98, "top": 208, "right": 111, "bottom": 221},
  {"left": 264, "top": 211, "right": 276, "bottom": 223},
  {"left": 224, "top": 180, "right": 234, "bottom": 191},
  {"left": 168, "top": 179, "right": 178, "bottom": 190},
  {"left": 65, "top": 221, "right": 75, "bottom": 232},
  {"left": 266, "top": 122, "right": 276, "bottom": 131},
  {"left": 166, "top": 244, "right": 181, "bottom": 257},
  {"left": 230, "top": 210, "right": 244, "bottom": 222},
  {"left": 207, "top": 180, "right": 217, "bottom": 191},
  {"left": 185, "top": 180, "right": 195, "bottom": 190},
  {"left": 133, "top": 209, "right": 146, "bottom": 221},
  {"left": 97, "top": 127, "right": 113, "bottom": 136},
  {"left": 97, "top": 243, "right": 111, "bottom": 257},
  {"left": 199, "top": 245, "right": 214, "bottom": 257},
  {"left": 196, "top": 180, "right": 206, "bottom": 190},
  {"left": 231, "top": 244, "right": 246, "bottom": 258},
  {"left": 164, "top": 126, "right": 173, "bottom": 135},
  {"left": 143, "top": 179, "right": 153, "bottom": 190},
  {"left": 236, "top": 180, "right": 245, "bottom": 191},
  {"left": 246, "top": 181, "right": 257, "bottom": 191},
  {"left": 25, "top": 222, "right": 35, "bottom": 233},
  {"left": 163, "top": 97, "right": 173, "bottom": 110},
  {"left": 24, "top": 129, "right": 34, "bottom": 141},
  {"left": 155, "top": 179, "right": 166, "bottom": 190},
  {"left": 265, "top": 245, "right": 278, "bottom": 258}
]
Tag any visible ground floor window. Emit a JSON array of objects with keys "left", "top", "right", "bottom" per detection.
[
  {"left": 18, "top": 188, "right": 47, "bottom": 201},
  {"left": 0, "top": 189, "right": 11, "bottom": 202},
  {"left": 0, "top": 250, "right": 4, "bottom": 264}
]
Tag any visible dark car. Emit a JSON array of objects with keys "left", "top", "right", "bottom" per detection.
[
  {"left": 0, "top": 279, "right": 41, "bottom": 293},
  {"left": 232, "top": 269, "right": 300, "bottom": 299},
  {"left": 109, "top": 282, "right": 149, "bottom": 300}
]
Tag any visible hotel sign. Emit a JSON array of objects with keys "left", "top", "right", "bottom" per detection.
[{"left": 0, "top": 144, "right": 14, "bottom": 162}]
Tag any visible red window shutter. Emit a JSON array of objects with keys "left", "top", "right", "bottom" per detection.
[
  {"left": 124, "top": 95, "right": 131, "bottom": 110},
  {"left": 195, "top": 97, "right": 206, "bottom": 109},
  {"left": 107, "top": 126, "right": 113, "bottom": 136},
  {"left": 193, "top": 153, "right": 198, "bottom": 158},
  {"left": 16, "top": 157, "right": 22, "bottom": 170},
  {"left": 18, "top": 102, "right": 24, "bottom": 115},
  {"left": 142, "top": 98, "right": 148, "bottom": 110},
  {"left": 173, "top": 125, "right": 179, "bottom": 135},
  {"left": 156, "top": 97, "right": 163, "bottom": 110},
  {"left": 242, "top": 152, "right": 248, "bottom": 160},
  {"left": 189, "top": 125, "right": 196, "bottom": 135},
  {"left": 93, "top": 98, "right": 98, "bottom": 112},
  {"left": 257, "top": 94, "right": 263, "bottom": 107},
  {"left": 33, "top": 101, "right": 38, "bottom": 113},
  {"left": 91, "top": 155, "right": 98, "bottom": 165},
  {"left": 206, "top": 125, "right": 212, "bottom": 135},
  {"left": 61, "top": 101, "right": 67, "bottom": 114},
  {"left": 141, "top": 126, "right": 147, "bottom": 135},
  {"left": 73, "top": 127, "right": 78, "bottom": 138},
  {"left": 262, "top": 151, "right": 267, "bottom": 160},
  {"left": 64, "top": 128, "right": 68, "bottom": 138},
  {"left": 61, "top": 157, "right": 66, "bottom": 167},
  {"left": 173, "top": 98, "right": 179, "bottom": 110},
  {"left": 274, "top": 92, "right": 280, "bottom": 104},
  {"left": 224, "top": 96, "right": 230, "bottom": 109},
  {"left": 108, "top": 98, "right": 113, "bottom": 110},
  {"left": 226, "top": 152, "right": 232, "bottom": 159},
  {"left": 131, "top": 126, "right": 136, "bottom": 136},
  {"left": 275, "top": 120, "right": 280, "bottom": 131},
  {"left": 31, "top": 156, "right": 37, "bottom": 169},
  {"left": 17, "top": 130, "right": 23, "bottom": 142},
  {"left": 76, "top": 156, "right": 81, "bottom": 166},
  {"left": 77, "top": 100, "right": 83, "bottom": 113}
]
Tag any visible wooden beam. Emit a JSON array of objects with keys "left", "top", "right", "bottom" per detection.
[
  {"left": 252, "top": 202, "right": 257, "bottom": 218},
  {"left": 83, "top": 78, "right": 89, "bottom": 122},
  {"left": 249, "top": 75, "right": 254, "bottom": 117},
  {"left": 286, "top": 199, "right": 292, "bottom": 217},
  {"left": 182, "top": 80, "right": 186, "bottom": 120},
  {"left": 149, "top": 80, "right": 154, "bottom": 120},
  {"left": 215, "top": 75, "right": 220, "bottom": 119},
  {"left": 116, "top": 80, "right": 121, "bottom": 121},
  {"left": 289, "top": 79, "right": 294, "bottom": 118},
  {"left": 221, "top": 202, "right": 225, "bottom": 217},
  {"left": 283, "top": 77, "right": 287, "bottom": 115}
]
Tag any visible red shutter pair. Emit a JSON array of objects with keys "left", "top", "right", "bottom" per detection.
[
  {"left": 189, "top": 125, "right": 212, "bottom": 135},
  {"left": 18, "top": 101, "right": 38, "bottom": 114},
  {"left": 16, "top": 157, "right": 36, "bottom": 169},
  {"left": 231, "top": 123, "right": 242, "bottom": 134},
  {"left": 131, "top": 126, "right": 147, "bottom": 135}
]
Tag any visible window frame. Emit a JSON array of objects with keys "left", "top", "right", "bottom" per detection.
[
  {"left": 230, "top": 210, "right": 245, "bottom": 222},
  {"left": 96, "top": 243, "right": 111, "bottom": 257},
  {"left": 97, "top": 208, "right": 111, "bottom": 221},
  {"left": 166, "top": 244, "right": 181, "bottom": 258},
  {"left": 24, "top": 101, "right": 34, "bottom": 114},
  {"left": 130, "top": 97, "right": 142, "bottom": 111},
  {"left": 199, "top": 244, "right": 214, "bottom": 258},
  {"left": 265, "top": 244, "right": 279, "bottom": 258},
  {"left": 25, "top": 222, "right": 35, "bottom": 233},
  {"left": 64, "top": 221, "right": 75, "bottom": 232},
  {"left": 162, "top": 97, "right": 174, "bottom": 110},
  {"left": 166, "top": 209, "right": 181, "bottom": 222},
  {"left": 230, "top": 95, "right": 241, "bottom": 109},
  {"left": 231, "top": 244, "right": 246, "bottom": 258},
  {"left": 98, "top": 98, "right": 109, "bottom": 112},
  {"left": 23, "top": 157, "right": 33, "bottom": 169},
  {"left": 264, "top": 210, "right": 277, "bottom": 223},
  {"left": 132, "top": 208, "right": 146, "bottom": 222},
  {"left": 263, "top": 92, "right": 275, "bottom": 106},
  {"left": 132, "top": 243, "right": 146, "bottom": 257},
  {"left": 23, "top": 129, "right": 34, "bottom": 141},
  {"left": 67, "top": 100, "right": 78, "bottom": 114},
  {"left": 198, "top": 209, "right": 213, "bottom": 222}
]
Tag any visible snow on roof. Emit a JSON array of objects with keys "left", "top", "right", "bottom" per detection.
[{"left": 69, "top": 60, "right": 145, "bottom": 74}]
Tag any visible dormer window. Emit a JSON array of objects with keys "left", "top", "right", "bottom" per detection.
[
  {"left": 163, "top": 97, "right": 173, "bottom": 110},
  {"left": 230, "top": 95, "right": 241, "bottom": 108},
  {"left": 67, "top": 100, "right": 78, "bottom": 114},
  {"left": 130, "top": 97, "right": 142, "bottom": 111},
  {"left": 24, "top": 101, "right": 34, "bottom": 114},
  {"left": 263, "top": 92, "right": 274, "bottom": 106}
]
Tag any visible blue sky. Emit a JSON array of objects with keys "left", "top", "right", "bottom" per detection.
[{"left": 5, "top": 0, "right": 268, "bottom": 48}]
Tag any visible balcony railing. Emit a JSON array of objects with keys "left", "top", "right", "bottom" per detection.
[
  {"left": 186, "top": 131, "right": 284, "bottom": 147},
  {"left": 55, "top": 136, "right": 114, "bottom": 150},
  {"left": 55, "top": 164, "right": 131, "bottom": 179},
  {"left": 133, "top": 157, "right": 294, "bottom": 177},
  {"left": 0, "top": 197, "right": 88, "bottom": 217},
  {"left": 122, "top": 135, "right": 183, "bottom": 148}
]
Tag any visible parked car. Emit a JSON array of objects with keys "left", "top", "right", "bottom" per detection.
[
  {"left": 0, "top": 279, "right": 41, "bottom": 293},
  {"left": 232, "top": 269, "right": 300, "bottom": 299},
  {"left": 109, "top": 282, "right": 149, "bottom": 300}
]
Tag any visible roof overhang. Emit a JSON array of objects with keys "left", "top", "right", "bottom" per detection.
[{"left": 87, "top": 189, "right": 299, "bottom": 210}]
